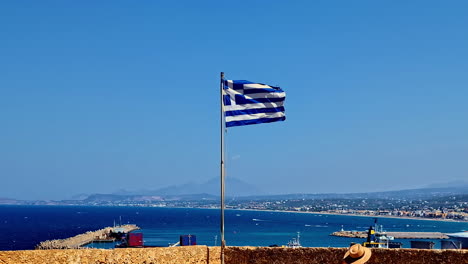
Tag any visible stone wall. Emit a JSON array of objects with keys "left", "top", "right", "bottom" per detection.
[
  {"left": 225, "top": 247, "right": 468, "bottom": 264},
  {"left": 0, "top": 246, "right": 466, "bottom": 264}
]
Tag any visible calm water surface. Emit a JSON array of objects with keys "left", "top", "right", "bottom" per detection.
[{"left": 1, "top": 205, "right": 466, "bottom": 250}]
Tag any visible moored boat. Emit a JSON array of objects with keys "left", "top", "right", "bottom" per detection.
[
  {"left": 286, "top": 232, "right": 302, "bottom": 248},
  {"left": 361, "top": 219, "right": 402, "bottom": 248}
]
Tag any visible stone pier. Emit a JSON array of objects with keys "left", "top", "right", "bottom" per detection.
[{"left": 35, "top": 224, "right": 139, "bottom": 249}]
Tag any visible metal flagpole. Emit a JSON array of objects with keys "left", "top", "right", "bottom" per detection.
[{"left": 220, "top": 72, "right": 226, "bottom": 264}]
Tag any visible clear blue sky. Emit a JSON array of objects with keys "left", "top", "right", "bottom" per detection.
[{"left": 1, "top": 1, "right": 467, "bottom": 200}]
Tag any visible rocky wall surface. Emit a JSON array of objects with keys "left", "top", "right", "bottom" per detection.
[
  {"left": 225, "top": 247, "right": 468, "bottom": 264},
  {"left": 0, "top": 246, "right": 466, "bottom": 264},
  {"left": 0, "top": 246, "right": 210, "bottom": 264}
]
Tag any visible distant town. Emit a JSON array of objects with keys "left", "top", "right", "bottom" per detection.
[
  {"left": 223, "top": 195, "right": 468, "bottom": 221},
  {"left": 2, "top": 192, "right": 467, "bottom": 222}
]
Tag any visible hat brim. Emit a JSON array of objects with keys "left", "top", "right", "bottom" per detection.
[{"left": 343, "top": 247, "right": 371, "bottom": 264}]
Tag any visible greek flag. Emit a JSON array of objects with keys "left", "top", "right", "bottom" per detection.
[{"left": 223, "top": 80, "right": 286, "bottom": 127}]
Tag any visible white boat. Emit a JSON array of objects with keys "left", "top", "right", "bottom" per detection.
[{"left": 286, "top": 232, "right": 302, "bottom": 248}]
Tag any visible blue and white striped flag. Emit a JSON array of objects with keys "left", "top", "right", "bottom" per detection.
[{"left": 223, "top": 80, "right": 286, "bottom": 127}]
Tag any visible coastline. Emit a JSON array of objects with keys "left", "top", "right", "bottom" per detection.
[
  {"left": 2, "top": 204, "right": 466, "bottom": 223},
  {"left": 230, "top": 208, "right": 467, "bottom": 223}
]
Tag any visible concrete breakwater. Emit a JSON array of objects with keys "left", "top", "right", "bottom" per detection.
[
  {"left": 331, "top": 230, "right": 449, "bottom": 239},
  {"left": 1, "top": 246, "right": 467, "bottom": 264},
  {"left": 35, "top": 224, "right": 139, "bottom": 249}
]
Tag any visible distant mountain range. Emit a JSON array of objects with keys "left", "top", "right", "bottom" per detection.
[
  {"left": 1, "top": 179, "right": 467, "bottom": 205},
  {"left": 111, "top": 177, "right": 264, "bottom": 197},
  {"left": 237, "top": 184, "right": 468, "bottom": 201},
  {"left": 68, "top": 182, "right": 468, "bottom": 204},
  {"left": 103, "top": 179, "right": 468, "bottom": 201}
]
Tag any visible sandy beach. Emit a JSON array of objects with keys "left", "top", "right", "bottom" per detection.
[{"left": 232, "top": 208, "right": 467, "bottom": 223}]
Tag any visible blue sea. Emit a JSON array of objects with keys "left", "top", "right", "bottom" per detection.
[{"left": 0, "top": 205, "right": 467, "bottom": 251}]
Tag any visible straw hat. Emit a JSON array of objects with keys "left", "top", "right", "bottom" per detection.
[{"left": 342, "top": 244, "right": 372, "bottom": 264}]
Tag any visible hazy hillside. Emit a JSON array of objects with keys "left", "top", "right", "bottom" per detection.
[
  {"left": 113, "top": 177, "right": 263, "bottom": 197},
  {"left": 1, "top": 180, "right": 466, "bottom": 204},
  {"left": 237, "top": 184, "right": 468, "bottom": 201},
  {"left": 75, "top": 182, "right": 468, "bottom": 203}
]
